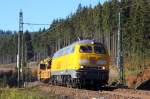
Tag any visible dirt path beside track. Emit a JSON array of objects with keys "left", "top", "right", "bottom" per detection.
[{"left": 39, "top": 84, "right": 150, "bottom": 99}]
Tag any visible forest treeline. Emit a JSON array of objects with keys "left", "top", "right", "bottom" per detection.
[{"left": 0, "top": 0, "right": 150, "bottom": 69}]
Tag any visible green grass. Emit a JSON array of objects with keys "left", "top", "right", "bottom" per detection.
[{"left": 0, "top": 86, "right": 59, "bottom": 99}]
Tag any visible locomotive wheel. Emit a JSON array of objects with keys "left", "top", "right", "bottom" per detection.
[
  {"left": 71, "top": 79, "right": 76, "bottom": 88},
  {"left": 66, "top": 79, "right": 72, "bottom": 88}
]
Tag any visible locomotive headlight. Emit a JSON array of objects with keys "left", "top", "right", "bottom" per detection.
[
  {"left": 80, "top": 65, "right": 84, "bottom": 69},
  {"left": 102, "top": 66, "right": 106, "bottom": 70},
  {"left": 97, "top": 60, "right": 107, "bottom": 65}
]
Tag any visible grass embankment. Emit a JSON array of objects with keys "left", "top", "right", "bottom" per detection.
[{"left": 0, "top": 86, "right": 59, "bottom": 99}]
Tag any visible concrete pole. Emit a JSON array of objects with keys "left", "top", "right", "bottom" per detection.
[
  {"left": 17, "top": 9, "right": 23, "bottom": 87},
  {"left": 117, "top": 0, "right": 125, "bottom": 85}
]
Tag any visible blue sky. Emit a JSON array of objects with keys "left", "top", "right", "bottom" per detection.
[{"left": 0, "top": 0, "right": 105, "bottom": 32}]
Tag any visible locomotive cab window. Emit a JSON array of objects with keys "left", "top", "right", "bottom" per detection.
[
  {"left": 94, "top": 45, "right": 106, "bottom": 54},
  {"left": 80, "top": 46, "right": 92, "bottom": 53},
  {"left": 47, "top": 60, "right": 51, "bottom": 69},
  {"left": 40, "top": 64, "right": 46, "bottom": 70},
  {"left": 47, "top": 65, "right": 51, "bottom": 69}
]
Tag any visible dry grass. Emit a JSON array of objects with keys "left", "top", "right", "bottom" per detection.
[{"left": 0, "top": 86, "right": 59, "bottom": 99}]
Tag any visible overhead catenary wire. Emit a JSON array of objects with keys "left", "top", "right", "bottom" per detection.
[{"left": 23, "top": 22, "right": 50, "bottom": 26}]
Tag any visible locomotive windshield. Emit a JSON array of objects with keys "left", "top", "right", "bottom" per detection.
[
  {"left": 94, "top": 45, "right": 106, "bottom": 54},
  {"left": 80, "top": 46, "right": 92, "bottom": 53},
  {"left": 40, "top": 64, "right": 46, "bottom": 70}
]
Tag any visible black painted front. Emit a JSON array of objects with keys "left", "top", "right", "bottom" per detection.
[{"left": 76, "top": 69, "right": 109, "bottom": 83}]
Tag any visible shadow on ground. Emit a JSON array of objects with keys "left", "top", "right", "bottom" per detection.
[{"left": 137, "top": 79, "right": 150, "bottom": 91}]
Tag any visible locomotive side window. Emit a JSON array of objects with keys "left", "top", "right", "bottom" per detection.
[
  {"left": 47, "top": 60, "right": 51, "bottom": 69},
  {"left": 47, "top": 65, "right": 51, "bottom": 69},
  {"left": 80, "top": 46, "right": 92, "bottom": 53},
  {"left": 94, "top": 45, "right": 106, "bottom": 54},
  {"left": 40, "top": 64, "right": 46, "bottom": 70}
]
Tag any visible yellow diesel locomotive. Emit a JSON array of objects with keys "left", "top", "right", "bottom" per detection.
[
  {"left": 37, "top": 58, "right": 51, "bottom": 82},
  {"left": 50, "top": 40, "right": 110, "bottom": 87}
]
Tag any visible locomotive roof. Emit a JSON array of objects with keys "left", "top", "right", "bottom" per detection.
[
  {"left": 53, "top": 40, "right": 105, "bottom": 58},
  {"left": 72, "top": 40, "right": 102, "bottom": 45}
]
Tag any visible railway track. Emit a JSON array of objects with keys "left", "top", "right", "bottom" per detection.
[{"left": 37, "top": 83, "right": 150, "bottom": 99}]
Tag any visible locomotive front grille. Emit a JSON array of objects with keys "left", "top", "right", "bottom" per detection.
[{"left": 77, "top": 69, "right": 109, "bottom": 81}]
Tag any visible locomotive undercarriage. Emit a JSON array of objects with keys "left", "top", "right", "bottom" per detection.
[{"left": 49, "top": 69, "right": 109, "bottom": 89}]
